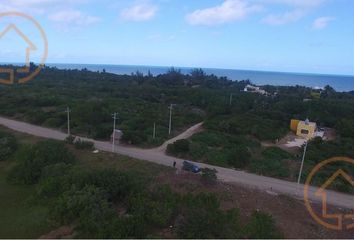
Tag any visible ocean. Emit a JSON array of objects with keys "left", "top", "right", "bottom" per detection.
[{"left": 48, "top": 63, "right": 354, "bottom": 92}]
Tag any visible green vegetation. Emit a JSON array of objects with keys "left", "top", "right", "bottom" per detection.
[
  {"left": 8, "top": 140, "right": 75, "bottom": 184},
  {"left": 167, "top": 139, "right": 190, "bottom": 156},
  {"left": 0, "top": 129, "right": 283, "bottom": 238},
  {"left": 244, "top": 211, "right": 283, "bottom": 239},
  {"left": 0, "top": 65, "right": 353, "bottom": 192},
  {"left": 250, "top": 147, "right": 294, "bottom": 178},
  {"left": 301, "top": 137, "right": 354, "bottom": 193},
  {"left": 0, "top": 131, "right": 17, "bottom": 161}
]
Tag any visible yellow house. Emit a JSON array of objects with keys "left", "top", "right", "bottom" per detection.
[
  {"left": 290, "top": 119, "right": 300, "bottom": 132},
  {"left": 296, "top": 119, "right": 317, "bottom": 139}
]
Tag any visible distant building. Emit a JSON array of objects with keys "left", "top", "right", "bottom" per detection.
[
  {"left": 111, "top": 129, "right": 123, "bottom": 144},
  {"left": 290, "top": 119, "right": 317, "bottom": 139},
  {"left": 243, "top": 84, "right": 268, "bottom": 95}
]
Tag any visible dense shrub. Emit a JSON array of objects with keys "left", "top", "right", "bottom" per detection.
[
  {"left": 0, "top": 131, "right": 17, "bottom": 161},
  {"left": 167, "top": 139, "right": 190, "bottom": 155},
  {"left": 128, "top": 185, "right": 179, "bottom": 227},
  {"left": 205, "top": 114, "right": 288, "bottom": 141},
  {"left": 177, "top": 193, "right": 241, "bottom": 239},
  {"left": 8, "top": 140, "right": 75, "bottom": 184},
  {"left": 262, "top": 147, "right": 293, "bottom": 161},
  {"left": 244, "top": 211, "right": 283, "bottom": 239},
  {"left": 37, "top": 163, "right": 74, "bottom": 198},
  {"left": 227, "top": 146, "right": 252, "bottom": 168},
  {"left": 249, "top": 147, "right": 292, "bottom": 178},
  {"left": 53, "top": 185, "right": 116, "bottom": 238}
]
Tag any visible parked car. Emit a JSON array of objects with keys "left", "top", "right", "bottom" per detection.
[{"left": 182, "top": 161, "right": 201, "bottom": 173}]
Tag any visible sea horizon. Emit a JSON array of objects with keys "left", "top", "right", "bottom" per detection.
[
  {"left": 48, "top": 63, "right": 354, "bottom": 92},
  {"left": 2, "top": 62, "right": 354, "bottom": 92}
]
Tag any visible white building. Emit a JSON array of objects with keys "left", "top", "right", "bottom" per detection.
[
  {"left": 243, "top": 84, "right": 268, "bottom": 95},
  {"left": 111, "top": 129, "right": 123, "bottom": 144}
]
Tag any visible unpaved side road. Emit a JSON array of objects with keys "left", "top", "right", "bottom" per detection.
[
  {"left": 0, "top": 116, "right": 352, "bottom": 210},
  {"left": 153, "top": 122, "right": 204, "bottom": 152}
]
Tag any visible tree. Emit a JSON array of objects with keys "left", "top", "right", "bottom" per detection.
[{"left": 191, "top": 68, "right": 206, "bottom": 85}]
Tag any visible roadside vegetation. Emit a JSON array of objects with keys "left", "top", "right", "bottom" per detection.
[
  {"left": 0, "top": 64, "right": 353, "bottom": 191},
  {"left": 1, "top": 65, "right": 353, "bottom": 147},
  {"left": 0, "top": 128, "right": 283, "bottom": 238}
]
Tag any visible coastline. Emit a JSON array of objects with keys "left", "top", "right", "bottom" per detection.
[{"left": 47, "top": 63, "right": 354, "bottom": 92}]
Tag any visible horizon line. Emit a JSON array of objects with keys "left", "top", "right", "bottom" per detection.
[{"left": 2, "top": 61, "right": 354, "bottom": 79}]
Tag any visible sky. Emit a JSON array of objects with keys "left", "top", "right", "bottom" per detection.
[{"left": 0, "top": 0, "right": 354, "bottom": 75}]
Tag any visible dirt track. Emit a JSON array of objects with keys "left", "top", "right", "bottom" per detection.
[{"left": 0, "top": 116, "right": 352, "bottom": 210}]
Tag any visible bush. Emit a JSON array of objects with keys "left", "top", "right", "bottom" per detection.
[
  {"left": 167, "top": 139, "right": 190, "bottom": 155},
  {"left": 53, "top": 185, "right": 116, "bottom": 238},
  {"left": 8, "top": 140, "right": 75, "bottom": 184},
  {"left": 128, "top": 185, "right": 179, "bottom": 227},
  {"left": 249, "top": 147, "right": 292, "bottom": 178},
  {"left": 74, "top": 139, "right": 94, "bottom": 150},
  {"left": 177, "top": 193, "right": 241, "bottom": 239},
  {"left": 262, "top": 147, "right": 293, "bottom": 161},
  {"left": 250, "top": 158, "right": 290, "bottom": 178},
  {"left": 0, "top": 131, "right": 17, "bottom": 161},
  {"left": 191, "top": 131, "right": 226, "bottom": 147},
  {"left": 227, "top": 146, "right": 251, "bottom": 168},
  {"left": 201, "top": 168, "right": 218, "bottom": 185},
  {"left": 244, "top": 211, "right": 283, "bottom": 239},
  {"left": 37, "top": 163, "right": 74, "bottom": 198}
]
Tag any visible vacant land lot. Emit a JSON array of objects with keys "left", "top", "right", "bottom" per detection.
[{"left": 0, "top": 126, "right": 352, "bottom": 238}]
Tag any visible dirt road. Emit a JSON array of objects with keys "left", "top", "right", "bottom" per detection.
[
  {"left": 0, "top": 116, "right": 352, "bottom": 210},
  {"left": 153, "top": 122, "right": 204, "bottom": 152}
]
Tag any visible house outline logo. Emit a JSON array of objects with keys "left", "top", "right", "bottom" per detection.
[
  {"left": 0, "top": 12, "right": 48, "bottom": 84},
  {"left": 304, "top": 157, "right": 354, "bottom": 230}
]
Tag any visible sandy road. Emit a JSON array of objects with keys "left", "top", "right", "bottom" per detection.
[{"left": 0, "top": 116, "right": 352, "bottom": 210}]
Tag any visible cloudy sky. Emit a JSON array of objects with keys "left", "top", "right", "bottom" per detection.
[{"left": 0, "top": 0, "right": 353, "bottom": 75}]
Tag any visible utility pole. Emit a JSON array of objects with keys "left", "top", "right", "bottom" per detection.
[
  {"left": 153, "top": 122, "right": 156, "bottom": 139},
  {"left": 168, "top": 104, "right": 175, "bottom": 135},
  {"left": 297, "top": 140, "right": 308, "bottom": 185},
  {"left": 65, "top": 107, "right": 71, "bottom": 136},
  {"left": 112, "top": 112, "right": 119, "bottom": 152},
  {"left": 229, "top": 93, "right": 233, "bottom": 105}
]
